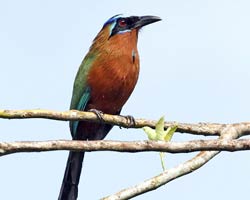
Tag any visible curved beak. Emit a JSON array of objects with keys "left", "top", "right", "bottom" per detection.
[{"left": 134, "top": 15, "right": 161, "bottom": 28}]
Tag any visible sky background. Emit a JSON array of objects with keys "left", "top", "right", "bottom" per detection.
[{"left": 1, "top": 0, "right": 250, "bottom": 199}]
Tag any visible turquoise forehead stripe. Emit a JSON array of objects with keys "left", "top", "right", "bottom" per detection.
[
  {"left": 103, "top": 14, "right": 122, "bottom": 27},
  {"left": 109, "top": 22, "right": 116, "bottom": 35},
  {"left": 104, "top": 14, "right": 132, "bottom": 36}
]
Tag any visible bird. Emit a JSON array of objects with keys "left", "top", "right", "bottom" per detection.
[{"left": 58, "top": 14, "right": 161, "bottom": 200}]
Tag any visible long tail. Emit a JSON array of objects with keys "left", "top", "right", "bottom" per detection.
[{"left": 58, "top": 151, "right": 85, "bottom": 200}]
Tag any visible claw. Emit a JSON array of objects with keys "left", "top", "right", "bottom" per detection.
[
  {"left": 89, "top": 109, "right": 104, "bottom": 123},
  {"left": 124, "top": 115, "right": 136, "bottom": 127}
]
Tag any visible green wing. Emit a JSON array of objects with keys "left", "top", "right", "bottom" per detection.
[
  {"left": 70, "top": 87, "right": 91, "bottom": 138},
  {"left": 69, "top": 52, "right": 96, "bottom": 138}
]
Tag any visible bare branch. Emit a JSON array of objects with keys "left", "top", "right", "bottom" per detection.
[
  {"left": 1, "top": 109, "right": 250, "bottom": 199},
  {"left": 0, "top": 109, "right": 239, "bottom": 136},
  {"left": 102, "top": 124, "right": 243, "bottom": 199},
  {"left": 1, "top": 138, "right": 250, "bottom": 156}
]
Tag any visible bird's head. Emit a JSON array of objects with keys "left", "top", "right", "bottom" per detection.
[
  {"left": 89, "top": 15, "right": 161, "bottom": 54},
  {"left": 103, "top": 14, "right": 161, "bottom": 39}
]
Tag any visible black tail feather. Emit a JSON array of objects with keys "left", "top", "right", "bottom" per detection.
[{"left": 58, "top": 151, "right": 85, "bottom": 200}]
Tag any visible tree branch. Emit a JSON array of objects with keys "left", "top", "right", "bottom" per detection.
[
  {"left": 1, "top": 109, "right": 250, "bottom": 199},
  {"left": 0, "top": 109, "right": 227, "bottom": 136},
  {"left": 101, "top": 124, "right": 244, "bottom": 199},
  {"left": 1, "top": 138, "right": 250, "bottom": 156}
]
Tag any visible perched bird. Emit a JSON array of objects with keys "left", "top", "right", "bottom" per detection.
[{"left": 58, "top": 14, "right": 161, "bottom": 200}]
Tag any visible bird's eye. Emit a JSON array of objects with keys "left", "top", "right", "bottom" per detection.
[{"left": 119, "top": 19, "right": 127, "bottom": 27}]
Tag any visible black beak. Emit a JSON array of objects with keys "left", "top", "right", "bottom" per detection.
[{"left": 134, "top": 15, "right": 161, "bottom": 29}]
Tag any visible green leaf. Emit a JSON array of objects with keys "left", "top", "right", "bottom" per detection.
[
  {"left": 142, "top": 116, "right": 178, "bottom": 171},
  {"left": 164, "top": 125, "right": 178, "bottom": 142},
  {"left": 142, "top": 126, "right": 157, "bottom": 140}
]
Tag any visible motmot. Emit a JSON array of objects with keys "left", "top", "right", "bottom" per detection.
[{"left": 58, "top": 14, "right": 161, "bottom": 200}]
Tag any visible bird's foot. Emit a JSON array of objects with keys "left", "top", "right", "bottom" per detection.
[
  {"left": 123, "top": 115, "right": 136, "bottom": 128},
  {"left": 89, "top": 109, "right": 104, "bottom": 123}
]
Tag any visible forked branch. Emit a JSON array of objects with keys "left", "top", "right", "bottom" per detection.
[{"left": 1, "top": 109, "right": 250, "bottom": 199}]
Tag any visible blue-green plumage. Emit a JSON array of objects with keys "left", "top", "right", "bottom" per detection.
[
  {"left": 70, "top": 86, "right": 91, "bottom": 137},
  {"left": 69, "top": 52, "right": 97, "bottom": 138}
]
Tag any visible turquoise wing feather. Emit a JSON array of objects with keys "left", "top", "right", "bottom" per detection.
[
  {"left": 70, "top": 87, "right": 91, "bottom": 137},
  {"left": 69, "top": 52, "right": 96, "bottom": 138}
]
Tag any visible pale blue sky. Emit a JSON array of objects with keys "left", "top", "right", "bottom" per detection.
[{"left": 1, "top": 1, "right": 250, "bottom": 199}]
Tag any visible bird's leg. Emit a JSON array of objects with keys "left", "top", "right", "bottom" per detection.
[
  {"left": 88, "top": 109, "right": 104, "bottom": 123},
  {"left": 122, "top": 115, "right": 136, "bottom": 128}
]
